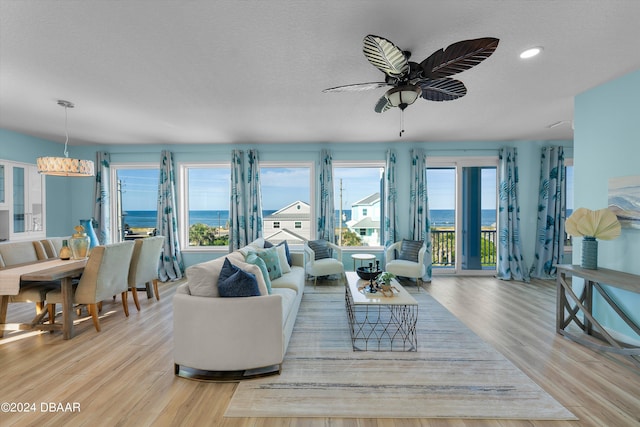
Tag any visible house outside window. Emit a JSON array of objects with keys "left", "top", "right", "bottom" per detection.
[
  {"left": 261, "top": 163, "right": 313, "bottom": 247},
  {"left": 333, "top": 163, "right": 384, "bottom": 247}
]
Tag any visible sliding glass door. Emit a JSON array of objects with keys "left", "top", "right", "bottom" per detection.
[{"left": 427, "top": 158, "right": 497, "bottom": 275}]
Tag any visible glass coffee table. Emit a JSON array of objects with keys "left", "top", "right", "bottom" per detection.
[{"left": 344, "top": 272, "right": 418, "bottom": 351}]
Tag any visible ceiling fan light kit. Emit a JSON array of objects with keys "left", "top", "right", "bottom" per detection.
[
  {"left": 324, "top": 34, "right": 499, "bottom": 136},
  {"left": 385, "top": 84, "right": 421, "bottom": 110}
]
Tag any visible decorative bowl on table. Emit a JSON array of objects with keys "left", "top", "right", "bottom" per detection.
[{"left": 356, "top": 267, "right": 381, "bottom": 281}]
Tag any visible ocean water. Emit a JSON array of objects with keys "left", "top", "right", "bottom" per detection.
[{"left": 123, "top": 209, "right": 497, "bottom": 228}]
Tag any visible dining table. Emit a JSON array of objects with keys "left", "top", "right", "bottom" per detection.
[{"left": 0, "top": 258, "right": 87, "bottom": 339}]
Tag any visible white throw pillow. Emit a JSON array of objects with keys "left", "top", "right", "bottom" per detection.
[{"left": 276, "top": 244, "right": 291, "bottom": 274}]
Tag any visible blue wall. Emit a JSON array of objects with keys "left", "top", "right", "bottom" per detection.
[
  {"left": 574, "top": 68, "right": 640, "bottom": 344},
  {"left": 2, "top": 131, "right": 574, "bottom": 270}
]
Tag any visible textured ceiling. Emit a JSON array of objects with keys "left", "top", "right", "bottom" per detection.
[{"left": 1, "top": 0, "right": 640, "bottom": 146}]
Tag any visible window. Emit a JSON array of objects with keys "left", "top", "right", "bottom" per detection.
[
  {"left": 261, "top": 164, "right": 312, "bottom": 247},
  {"left": 333, "top": 163, "right": 384, "bottom": 247},
  {"left": 178, "top": 164, "right": 230, "bottom": 249},
  {"left": 111, "top": 165, "right": 159, "bottom": 242}
]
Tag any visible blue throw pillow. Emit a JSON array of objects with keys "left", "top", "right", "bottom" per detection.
[
  {"left": 256, "top": 246, "right": 282, "bottom": 281},
  {"left": 398, "top": 239, "right": 423, "bottom": 262},
  {"left": 308, "top": 239, "right": 332, "bottom": 260},
  {"left": 245, "top": 252, "right": 272, "bottom": 294},
  {"left": 218, "top": 257, "right": 239, "bottom": 283},
  {"left": 218, "top": 268, "right": 260, "bottom": 297}
]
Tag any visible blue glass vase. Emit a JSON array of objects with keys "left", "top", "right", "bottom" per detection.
[{"left": 80, "top": 219, "right": 99, "bottom": 248}]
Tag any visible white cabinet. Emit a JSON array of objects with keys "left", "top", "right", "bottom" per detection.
[{"left": 0, "top": 160, "right": 46, "bottom": 241}]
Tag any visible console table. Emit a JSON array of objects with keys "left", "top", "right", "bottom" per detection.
[{"left": 556, "top": 264, "right": 640, "bottom": 369}]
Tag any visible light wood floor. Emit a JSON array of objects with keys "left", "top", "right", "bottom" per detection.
[{"left": 1, "top": 275, "right": 638, "bottom": 427}]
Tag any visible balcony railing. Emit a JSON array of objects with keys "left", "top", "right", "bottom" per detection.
[{"left": 431, "top": 229, "right": 497, "bottom": 267}]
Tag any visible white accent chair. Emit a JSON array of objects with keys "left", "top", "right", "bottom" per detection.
[
  {"left": 384, "top": 240, "right": 427, "bottom": 287},
  {"left": 128, "top": 236, "right": 165, "bottom": 311},
  {"left": 304, "top": 240, "right": 345, "bottom": 288},
  {"left": 47, "top": 241, "right": 135, "bottom": 332}
]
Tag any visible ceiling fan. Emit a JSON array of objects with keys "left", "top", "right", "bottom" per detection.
[{"left": 323, "top": 35, "right": 499, "bottom": 135}]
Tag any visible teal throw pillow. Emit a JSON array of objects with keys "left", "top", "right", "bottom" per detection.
[
  {"left": 398, "top": 239, "right": 423, "bottom": 262},
  {"left": 257, "top": 247, "right": 283, "bottom": 281},
  {"left": 218, "top": 268, "right": 260, "bottom": 297},
  {"left": 245, "top": 253, "right": 272, "bottom": 294},
  {"left": 308, "top": 239, "right": 332, "bottom": 260}
]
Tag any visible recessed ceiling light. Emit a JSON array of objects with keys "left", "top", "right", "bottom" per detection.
[{"left": 520, "top": 47, "right": 543, "bottom": 59}]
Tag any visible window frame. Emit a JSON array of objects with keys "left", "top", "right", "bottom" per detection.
[
  {"left": 178, "top": 162, "right": 231, "bottom": 252},
  {"left": 426, "top": 156, "right": 498, "bottom": 276},
  {"left": 109, "top": 162, "right": 159, "bottom": 244}
]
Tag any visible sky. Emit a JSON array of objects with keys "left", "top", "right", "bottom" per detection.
[{"left": 118, "top": 164, "right": 572, "bottom": 212}]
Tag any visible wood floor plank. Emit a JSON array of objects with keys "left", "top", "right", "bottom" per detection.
[{"left": 0, "top": 275, "right": 638, "bottom": 426}]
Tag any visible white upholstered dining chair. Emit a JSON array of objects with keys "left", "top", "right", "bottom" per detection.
[
  {"left": 0, "top": 241, "right": 56, "bottom": 317},
  {"left": 127, "top": 235, "right": 164, "bottom": 311},
  {"left": 47, "top": 241, "right": 135, "bottom": 332}
]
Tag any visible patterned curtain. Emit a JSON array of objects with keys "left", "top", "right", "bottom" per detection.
[
  {"left": 247, "top": 149, "right": 263, "bottom": 242},
  {"left": 92, "top": 151, "right": 111, "bottom": 245},
  {"left": 229, "top": 149, "right": 247, "bottom": 250},
  {"left": 409, "top": 149, "right": 432, "bottom": 281},
  {"left": 317, "top": 149, "right": 335, "bottom": 242},
  {"left": 497, "top": 148, "right": 529, "bottom": 282},
  {"left": 529, "top": 146, "right": 566, "bottom": 279},
  {"left": 382, "top": 149, "right": 398, "bottom": 248},
  {"left": 157, "top": 150, "right": 184, "bottom": 281}
]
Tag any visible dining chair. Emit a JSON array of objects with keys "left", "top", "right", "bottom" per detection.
[
  {"left": 0, "top": 241, "right": 55, "bottom": 317},
  {"left": 127, "top": 236, "right": 164, "bottom": 311},
  {"left": 47, "top": 241, "right": 135, "bottom": 332}
]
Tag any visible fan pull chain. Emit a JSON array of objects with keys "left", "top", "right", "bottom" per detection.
[{"left": 399, "top": 109, "right": 405, "bottom": 137}]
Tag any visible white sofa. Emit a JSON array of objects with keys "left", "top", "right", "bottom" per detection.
[{"left": 173, "top": 243, "right": 305, "bottom": 375}]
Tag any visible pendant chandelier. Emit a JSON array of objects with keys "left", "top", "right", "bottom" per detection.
[{"left": 37, "top": 100, "right": 95, "bottom": 177}]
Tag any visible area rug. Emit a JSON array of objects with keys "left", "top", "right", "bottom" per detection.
[{"left": 225, "top": 286, "right": 577, "bottom": 420}]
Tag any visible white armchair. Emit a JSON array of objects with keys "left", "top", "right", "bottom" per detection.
[
  {"left": 304, "top": 240, "right": 345, "bottom": 288},
  {"left": 384, "top": 240, "right": 427, "bottom": 287}
]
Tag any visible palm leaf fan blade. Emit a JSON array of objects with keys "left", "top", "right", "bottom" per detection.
[
  {"left": 421, "top": 37, "right": 499, "bottom": 79},
  {"left": 322, "top": 82, "right": 389, "bottom": 93},
  {"left": 419, "top": 78, "right": 467, "bottom": 101},
  {"left": 363, "top": 35, "right": 409, "bottom": 78},
  {"left": 374, "top": 95, "right": 392, "bottom": 113}
]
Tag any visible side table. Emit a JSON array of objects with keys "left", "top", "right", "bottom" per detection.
[{"left": 351, "top": 253, "right": 376, "bottom": 271}]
